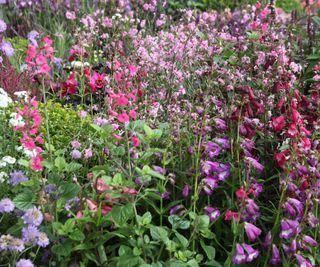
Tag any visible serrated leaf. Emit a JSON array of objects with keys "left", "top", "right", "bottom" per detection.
[
  {"left": 69, "top": 229, "right": 85, "bottom": 241},
  {"left": 55, "top": 156, "right": 66, "bottom": 171},
  {"left": 13, "top": 191, "right": 36, "bottom": 211}
]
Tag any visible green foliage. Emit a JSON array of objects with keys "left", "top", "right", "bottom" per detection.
[{"left": 39, "top": 101, "right": 92, "bottom": 150}]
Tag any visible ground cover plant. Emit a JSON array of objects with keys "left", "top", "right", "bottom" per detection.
[{"left": 0, "top": 0, "right": 319, "bottom": 266}]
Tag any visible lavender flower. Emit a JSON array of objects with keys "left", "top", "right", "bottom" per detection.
[
  {"left": 0, "top": 198, "right": 15, "bottom": 213},
  {"left": 215, "top": 137, "right": 230, "bottom": 149},
  {"left": 16, "top": 259, "right": 34, "bottom": 267},
  {"left": 22, "top": 207, "right": 43, "bottom": 226},
  {"left": 283, "top": 198, "right": 304, "bottom": 220},
  {"left": 9, "top": 238, "right": 25, "bottom": 252},
  {"left": 244, "top": 222, "right": 262, "bottom": 241},
  {"left": 204, "top": 206, "right": 220, "bottom": 222},
  {"left": 37, "top": 232, "right": 49, "bottom": 247},
  {"left": 44, "top": 184, "right": 57, "bottom": 194},
  {"left": 169, "top": 204, "right": 185, "bottom": 215},
  {"left": 0, "top": 19, "right": 7, "bottom": 33},
  {"left": 161, "top": 191, "right": 171, "bottom": 200},
  {"left": 9, "top": 170, "right": 28, "bottom": 186},
  {"left": 270, "top": 244, "right": 281, "bottom": 265},
  {"left": 153, "top": 165, "right": 166, "bottom": 175},
  {"left": 1, "top": 41, "right": 15, "bottom": 57},
  {"left": 0, "top": 234, "right": 13, "bottom": 251},
  {"left": 214, "top": 118, "right": 227, "bottom": 130},
  {"left": 70, "top": 149, "right": 81, "bottom": 159},
  {"left": 302, "top": 235, "right": 317, "bottom": 248},
  {"left": 202, "top": 177, "right": 219, "bottom": 195},
  {"left": 22, "top": 225, "right": 40, "bottom": 244}
]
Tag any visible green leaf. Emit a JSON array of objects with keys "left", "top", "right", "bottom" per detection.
[
  {"left": 54, "top": 156, "right": 66, "bottom": 171},
  {"left": 175, "top": 232, "right": 188, "bottom": 248},
  {"left": 150, "top": 226, "right": 168, "bottom": 242},
  {"left": 200, "top": 240, "right": 216, "bottom": 260},
  {"left": 51, "top": 242, "right": 72, "bottom": 256},
  {"left": 69, "top": 229, "right": 85, "bottom": 241},
  {"left": 112, "top": 173, "right": 123, "bottom": 186},
  {"left": 110, "top": 204, "right": 134, "bottom": 227},
  {"left": 143, "top": 124, "right": 154, "bottom": 138},
  {"left": 13, "top": 191, "right": 36, "bottom": 211},
  {"left": 65, "top": 162, "right": 82, "bottom": 173},
  {"left": 117, "top": 255, "right": 141, "bottom": 267},
  {"left": 59, "top": 183, "right": 80, "bottom": 200}
]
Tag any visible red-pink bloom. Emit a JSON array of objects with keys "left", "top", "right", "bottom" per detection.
[
  {"left": 62, "top": 73, "right": 77, "bottom": 95},
  {"left": 272, "top": 116, "right": 285, "bottom": 132},
  {"left": 122, "top": 187, "right": 138, "bottom": 195},
  {"left": 225, "top": 210, "right": 239, "bottom": 221},
  {"left": 236, "top": 187, "right": 247, "bottom": 200},
  {"left": 86, "top": 199, "right": 98, "bottom": 212},
  {"left": 94, "top": 178, "right": 111, "bottom": 194},
  {"left": 287, "top": 123, "right": 298, "bottom": 138},
  {"left": 261, "top": 23, "right": 268, "bottom": 31},
  {"left": 118, "top": 112, "right": 129, "bottom": 123},
  {"left": 291, "top": 110, "right": 302, "bottom": 124},
  {"left": 131, "top": 136, "right": 140, "bottom": 147},
  {"left": 275, "top": 151, "right": 289, "bottom": 169},
  {"left": 101, "top": 205, "right": 112, "bottom": 215}
]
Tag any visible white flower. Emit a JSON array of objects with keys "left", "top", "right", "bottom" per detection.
[
  {"left": 0, "top": 172, "right": 8, "bottom": 183},
  {"left": 2, "top": 156, "right": 16, "bottom": 164},
  {"left": 23, "top": 148, "right": 37, "bottom": 158},
  {"left": 14, "top": 91, "right": 29, "bottom": 102},
  {"left": 0, "top": 161, "right": 6, "bottom": 168},
  {"left": 9, "top": 112, "right": 25, "bottom": 127},
  {"left": 71, "top": 61, "right": 84, "bottom": 68},
  {"left": 0, "top": 88, "right": 12, "bottom": 108}
]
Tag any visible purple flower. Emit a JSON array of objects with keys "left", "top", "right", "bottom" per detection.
[
  {"left": 243, "top": 244, "right": 259, "bottom": 262},
  {"left": 232, "top": 243, "right": 247, "bottom": 265},
  {"left": 37, "top": 232, "right": 49, "bottom": 247},
  {"left": 22, "top": 225, "right": 40, "bottom": 244},
  {"left": 241, "top": 199, "right": 260, "bottom": 221},
  {"left": 71, "top": 140, "right": 81, "bottom": 149},
  {"left": 279, "top": 219, "right": 301, "bottom": 239},
  {"left": 214, "top": 118, "right": 227, "bottom": 130},
  {"left": 0, "top": 19, "right": 7, "bottom": 33},
  {"left": 283, "top": 198, "right": 304, "bottom": 220},
  {"left": 22, "top": 207, "right": 43, "bottom": 226},
  {"left": 169, "top": 205, "right": 185, "bottom": 215},
  {"left": 244, "top": 222, "right": 262, "bottom": 241},
  {"left": 204, "top": 206, "right": 220, "bottom": 222},
  {"left": 202, "top": 177, "right": 219, "bottom": 195},
  {"left": 295, "top": 254, "right": 313, "bottom": 267},
  {"left": 187, "top": 146, "right": 193, "bottom": 155},
  {"left": 70, "top": 149, "right": 81, "bottom": 159},
  {"left": 307, "top": 213, "right": 319, "bottom": 228},
  {"left": 206, "top": 142, "right": 221, "bottom": 158},
  {"left": 216, "top": 163, "right": 231, "bottom": 181},
  {"left": 246, "top": 157, "right": 264, "bottom": 173},
  {"left": 215, "top": 137, "right": 230, "bottom": 149},
  {"left": 44, "top": 184, "right": 57, "bottom": 194},
  {"left": 0, "top": 198, "right": 15, "bottom": 213},
  {"left": 270, "top": 244, "right": 281, "bottom": 265},
  {"left": 161, "top": 191, "right": 171, "bottom": 200},
  {"left": 302, "top": 235, "right": 317, "bottom": 248},
  {"left": 9, "top": 170, "right": 28, "bottom": 186},
  {"left": 262, "top": 231, "right": 272, "bottom": 248},
  {"left": 182, "top": 185, "right": 191, "bottom": 198},
  {"left": 1, "top": 41, "right": 14, "bottom": 57},
  {"left": 202, "top": 161, "right": 219, "bottom": 175},
  {"left": 27, "top": 30, "right": 39, "bottom": 46},
  {"left": 16, "top": 259, "right": 34, "bottom": 267},
  {"left": 153, "top": 165, "right": 166, "bottom": 175}
]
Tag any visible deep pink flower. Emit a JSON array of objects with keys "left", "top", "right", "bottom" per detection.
[
  {"left": 131, "top": 136, "right": 139, "bottom": 147},
  {"left": 117, "top": 95, "right": 128, "bottom": 107},
  {"left": 118, "top": 112, "right": 129, "bottom": 123},
  {"left": 272, "top": 116, "right": 285, "bottom": 132},
  {"left": 89, "top": 72, "right": 106, "bottom": 92}
]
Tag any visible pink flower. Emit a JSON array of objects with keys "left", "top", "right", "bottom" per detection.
[
  {"left": 127, "top": 64, "right": 137, "bottom": 76},
  {"left": 117, "top": 95, "right": 128, "bottom": 107},
  {"left": 129, "top": 110, "right": 137, "bottom": 120},
  {"left": 65, "top": 11, "right": 76, "bottom": 20},
  {"left": 118, "top": 112, "right": 129, "bottom": 123},
  {"left": 89, "top": 72, "right": 106, "bottom": 92},
  {"left": 31, "top": 156, "right": 43, "bottom": 171},
  {"left": 244, "top": 222, "right": 262, "bottom": 241},
  {"left": 261, "top": 23, "right": 268, "bottom": 31},
  {"left": 272, "top": 116, "right": 285, "bottom": 132}
]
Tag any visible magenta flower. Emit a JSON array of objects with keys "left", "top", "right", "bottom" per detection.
[
  {"left": 182, "top": 185, "right": 191, "bottom": 198},
  {"left": 242, "top": 244, "right": 259, "bottom": 262},
  {"left": 244, "top": 222, "right": 262, "bottom": 241},
  {"left": 295, "top": 254, "right": 313, "bottom": 267},
  {"left": 279, "top": 219, "right": 301, "bottom": 240},
  {"left": 232, "top": 244, "right": 247, "bottom": 265}
]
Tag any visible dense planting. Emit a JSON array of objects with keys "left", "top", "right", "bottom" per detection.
[{"left": 0, "top": 0, "right": 319, "bottom": 266}]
